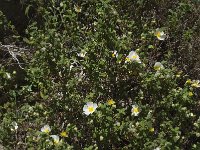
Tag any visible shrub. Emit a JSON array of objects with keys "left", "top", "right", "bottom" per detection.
[{"left": 0, "top": 0, "right": 200, "bottom": 149}]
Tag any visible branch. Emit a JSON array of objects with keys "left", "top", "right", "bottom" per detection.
[{"left": 0, "top": 43, "right": 31, "bottom": 69}]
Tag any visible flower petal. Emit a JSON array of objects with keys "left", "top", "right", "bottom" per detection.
[
  {"left": 86, "top": 102, "right": 93, "bottom": 107},
  {"left": 84, "top": 110, "right": 90, "bottom": 115},
  {"left": 83, "top": 105, "right": 88, "bottom": 111},
  {"left": 158, "top": 34, "right": 166, "bottom": 40},
  {"left": 93, "top": 103, "right": 98, "bottom": 109}
]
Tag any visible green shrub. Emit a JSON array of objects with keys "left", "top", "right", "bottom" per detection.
[
  {"left": 0, "top": 10, "right": 19, "bottom": 43},
  {"left": 0, "top": 0, "right": 200, "bottom": 149}
]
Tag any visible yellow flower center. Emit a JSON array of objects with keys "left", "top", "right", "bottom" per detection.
[
  {"left": 60, "top": 131, "right": 68, "bottom": 137},
  {"left": 107, "top": 99, "right": 115, "bottom": 105},
  {"left": 188, "top": 92, "right": 193, "bottom": 96},
  {"left": 132, "top": 55, "right": 138, "bottom": 59},
  {"left": 186, "top": 79, "right": 192, "bottom": 84},
  {"left": 133, "top": 107, "right": 139, "bottom": 113},
  {"left": 149, "top": 127, "right": 154, "bottom": 132},
  {"left": 44, "top": 128, "right": 50, "bottom": 133},
  {"left": 126, "top": 57, "right": 130, "bottom": 62},
  {"left": 156, "top": 31, "right": 161, "bottom": 38},
  {"left": 154, "top": 66, "right": 160, "bottom": 71},
  {"left": 54, "top": 139, "right": 59, "bottom": 144},
  {"left": 112, "top": 53, "right": 115, "bottom": 57},
  {"left": 88, "top": 106, "right": 94, "bottom": 112}
]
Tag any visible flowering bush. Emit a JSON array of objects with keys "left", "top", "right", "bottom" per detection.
[{"left": 0, "top": 0, "right": 200, "bottom": 149}]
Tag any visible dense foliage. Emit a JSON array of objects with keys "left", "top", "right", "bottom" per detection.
[{"left": 0, "top": 0, "right": 200, "bottom": 149}]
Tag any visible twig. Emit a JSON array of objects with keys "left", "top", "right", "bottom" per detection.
[{"left": 0, "top": 43, "right": 31, "bottom": 69}]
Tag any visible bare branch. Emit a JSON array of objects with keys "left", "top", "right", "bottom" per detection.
[{"left": 0, "top": 43, "right": 31, "bottom": 69}]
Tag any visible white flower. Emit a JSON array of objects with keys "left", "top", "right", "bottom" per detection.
[
  {"left": 11, "top": 121, "right": 18, "bottom": 131},
  {"left": 154, "top": 62, "right": 164, "bottom": 71},
  {"left": 50, "top": 135, "right": 60, "bottom": 144},
  {"left": 191, "top": 80, "right": 200, "bottom": 88},
  {"left": 74, "top": 5, "right": 82, "bottom": 13},
  {"left": 70, "top": 65, "right": 73, "bottom": 71},
  {"left": 125, "top": 51, "right": 141, "bottom": 63},
  {"left": 112, "top": 50, "right": 118, "bottom": 58},
  {"left": 83, "top": 102, "right": 98, "bottom": 115},
  {"left": 100, "top": 135, "right": 104, "bottom": 141},
  {"left": 41, "top": 125, "right": 51, "bottom": 133},
  {"left": 154, "top": 147, "right": 161, "bottom": 150},
  {"left": 77, "top": 50, "right": 87, "bottom": 58},
  {"left": 155, "top": 28, "right": 167, "bottom": 40},
  {"left": 131, "top": 105, "right": 140, "bottom": 116},
  {"left": 6, "top": 73, "right": 11, "bottom": 79}
]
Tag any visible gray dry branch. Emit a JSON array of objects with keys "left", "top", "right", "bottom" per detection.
[{"left": 0, "top": 43, "right": 32, "bottom": 69}]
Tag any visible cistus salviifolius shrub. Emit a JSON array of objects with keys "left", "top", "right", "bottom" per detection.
[{"left": 0, "top": 0, "right": 200, "bottom": 149}]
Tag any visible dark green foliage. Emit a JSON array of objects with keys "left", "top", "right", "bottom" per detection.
[{"left": 0, "top": 0, "right": 200, "bottom": 149}]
